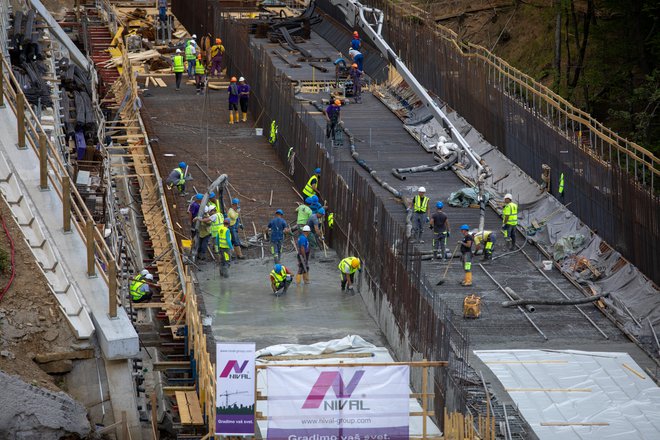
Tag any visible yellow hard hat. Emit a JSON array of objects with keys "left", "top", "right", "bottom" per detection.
[{"left": 351, "top": 258, "right": 360, "bottom": 269}]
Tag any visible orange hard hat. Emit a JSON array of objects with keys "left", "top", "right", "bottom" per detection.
[
  {"left": 334, "top": 99, "right": 341, "bottom": 106},
  {"left": 352, "top": 63, "right": 358, "bottom": 68},
  {"left": 197, "top": 54, "right": 202, "bottom": 59},
  {"left": 216, "top": 38, "right": 221, "bottom": 44},
  {"left": 230, "top": 76, "right": 237, "bottom": 82},
  {"left": 353, "top": 31, "right": 359, "bottom": 37}
]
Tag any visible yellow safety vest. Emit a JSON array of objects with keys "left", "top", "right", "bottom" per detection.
[
  {"left": 413, "top": 195, "right": 429, "bottom": 213},
  {"left": 174, "top": 167, "right": 185, "bottom": 185},
  {"left": 503, "top": 202, "right": 518, "bottom": 226},
  {"left": 269, "top": 120, "right": 278, "bottom": 144},
  {"left": 173, "top": 55, "right": 184, "bottom": 73},
  {"left": 195, "top": 60, "right": 205, "bottom": 75},
  {"left": 218, "top": 225, "right": 230, "bottom": 249},
  {"left": 558, "top": 173, "right": 565, "bottom": 195},
  {"left": 209, "top": 214, "right": 221, "bottom": 236},
  {"left": 130, "top": 278, "right": 147, "bottom": 301},
  {"left": 185, "top": 43, "right": 195, "bottom": 60},
  {"left": 327, "top": 212, "right": 334, "bottom": 228},
  {"left": 473, "top": 231, "right": 492, "bottom": 246},
  {"left": 302, "top": 175, "right": 318, "bottom": 198},
  {"left": 210, "top": 44, "right": 225, "bottom": 58},
  {"left": 338, "top": 257, "right": 359, "bottom": 275},
  {"left": 270, "top": 267, "right": 287, "bottom": 283}
]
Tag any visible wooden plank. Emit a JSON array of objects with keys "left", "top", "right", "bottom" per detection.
[
  {"left": 622, "top": 363, "right": 646, "bottom": 379},
  {"left": 153, "top": 361, "right": 191, "bottom": 371},
  {"left": 155, "top": 78, "right": 167, "bottom": 87},
  {"left": 130, "top": 302, "right": 181, "bottom": 309},
  {"left": 175, "top": 391, "right": 193, "bottom": 425},
  {"left": 185, "top": 391, "right": 205, "bottom": 425},
  {"left": 34, "top": 349, "right": 95, "bottom": 363}
]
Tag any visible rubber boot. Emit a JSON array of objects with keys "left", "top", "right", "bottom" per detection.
[
  {"left": 229, "top": 111, "right": 234, "bottom": 124},
  {"left": 460, "top": 272, "right": 473, "bottom": 287},
  {"left": 234, "top": 246, "right": 244, "bottom": 259},
  {"left": 433, "top": 250, "right": 438, "bottom": 260},
  {"left": 303, "top": 273, "right": 310, "bottom": 284},
  {"left": 242, "top": 112, "right": 247, "bottom": 122},
  {"left": 295, "top": 274, "right": 301, "bottom": 285}
]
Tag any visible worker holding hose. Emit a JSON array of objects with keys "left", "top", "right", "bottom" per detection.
[{"left": 458, "top": 224, "right": 473, "bottom": 286}]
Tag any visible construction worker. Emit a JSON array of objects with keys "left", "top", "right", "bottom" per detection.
[
  {"left": 296, "top": 198, "right": 313, "bottom": 232},
  {"left": 228, "top": 76, "right": 240, "bottom": 124},
  {"left": 130, "top": 273, "right": 154, "bottom": 303},
  {"left": 217, "top": 218, "right": 233, "bottom": 278},
  {"left": 209, "top": 192, "right": 223, "bottom": 222},
  {"left": 430, "top": 201, "right": 450, "bottom": 260},
  {"left": 558, "top": 172, "right": 565, "bottom": 201},
  {"left": 196, "top": 205, "right": 214, "bottom": 261},
  {"left": 296, "top": 225, "right": 311, "bottom": 284},
  {"left": 269, "top": 120, "right": 278, "bottom": 144},
  {"left": 165, "top": 161, "right": 188, "bottom": 195},
  {"left": 158, "top": 0, "right": 167, "bottom": 22},
  {"left": 185, "top": 39, "right": 196, "bottom": 79},
  {"left": 172, "top": 48, "right": 185, "bottom": 91},
  {"left": 324, "top": 100, "right": 341, "bottom": 141},
  {"left": 270, "top": 264, "right": 293, "bottom": 295},
  {"left": 238, "top": 77, "right": 250, "bottom": 122},
  {"left": 302, "top": 168, "right": 321, "bottom": 199},
  {"left": 501, "top": 193, "right": 518, "bottom": 250},
  {"left": 458, "top": 225, "right": 473, "bottom": 286},
  {"left": 472, "top": 229, "right": 496, "bottom": 261},
  {"left": 208, "top": 205, "right": 221, "bottom": 254},
  {"left": 348, "top": 48, "right": 364, "bottom": 71},
  {"left": 349, "top": 63, "right": 363, "bottom": 103},
  {"left": 194, "top": 54, "right": 206, "bottom": 95},
  {"left": 227, "top": 198, "right": 244, "bottom": 259},
  {"left": 267, "top": 209, "right": 290, "bottom": 264},
  {"left": 309, "top": 195, "right": 323, "bottom": 214},
  {"left": 350, "top": 31, "right": 362, "bottom": 51},
  {"left": 338, "top": 257, "right": 361, "bottom": 292},
  {"left": 209, "top": 38, "right": 225, "bottom": 77},
  {"left": 188, "top": 193, "right": 203, "bottom": 236},
  {"left": 307, "top": 207, "right": 325, "bottom": 250},
  {"left": 412, "top": 186, "right": 430, "bottom": 243}
]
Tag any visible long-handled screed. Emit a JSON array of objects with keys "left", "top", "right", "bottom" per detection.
[{"left": 436, "top": 243, "right": 461, "bottom": 286}]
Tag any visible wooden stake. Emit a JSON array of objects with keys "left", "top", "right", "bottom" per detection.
[
  {"left": 62, "top": 177, "right": 71, "bottom": 232},
  {"left": 86, "top": 220, "right": 95, "bottom": 277},
  {"left": 16, "top": 93, "right": 25, "bottom": 149}
]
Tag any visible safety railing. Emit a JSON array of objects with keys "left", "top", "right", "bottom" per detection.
[{"left": 0, "top": 53, "right": 120, "bottom": 317}]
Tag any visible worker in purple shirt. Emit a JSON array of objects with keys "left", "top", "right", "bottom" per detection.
[
  {"left": 324, "top": 99, "right": 342, "bottom": 141},
  {"left": 349, "top": 63, "right": 363, "bottom": 103},
  {"left": 351, "top": 31, "right": 361, "bottom": 51},
  {"left": 188, "top": 193, "right": 203, "bottom": 236},
  {"left": 238, "top": 77, "right": 250, "bottom": 123},
  {"left": 228, "top": 76, "right": 240, "bottom": 124}
]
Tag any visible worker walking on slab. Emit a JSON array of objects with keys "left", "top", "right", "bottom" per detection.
[
  {"left": 238, "top": 77, "right": 250, "bottom": 122},
  {"left": 458, "top": 224, "right": 474, "bottom": 286},
  {"left": 165, "top": 161, "right": 189, "bottom": 195},
  {"left": 430, "top": 201, "right": 450, "bottom": 260},
  {"left": 302, "top": 168, "right": 321, "bottom": 200},
  {"left": 187, "top": 193, "right": 204, "bottom": 236},
  {"left": 350, "top": 63, "right": 363, "bottom": 103},
  {"left": 131, "top": 273, "right": 154, "bottom": 303},
  {"left": 296, "top": 198, "right": 313, "bottom": 232},
  {"left": 227, "top": 198, "right": 245, "bottom": 260},
  {"left": 472, "top": 229, "right": 496, "bottom": 261},
  {"left": 172, "top": 48, "right": 185, "bottom": 91},
  {"left": 338, "top": 257, "right": 361, "bottom": 292},
  {"left": 196, "top": 205, "right": 214, "bottom": 261},
  {"left": 296, "top": 225, "right": 311, "bottom": 284},
  {"left": 502, "top": 193, "right": 518, "bottom": 251},
  {"left": 412, "top": 187, "right": 430, "bottom": 243},
  {"left": 228, "top": 77, "right": 240, "bottom": 124},
  {"left": 194, "top": 54, "right": 206, "bottom": 95},
  {"left": 270, "top": 264, "right": 293, "bottom": 296},
  {"left": 185, "top": 39, "right": 197, "bottom": 79},
  {"left": 324, "top": 100, "right": 342, "bottom": 142},
  {"left": 209, "top": 38, "right": 225, "bottom": 77},
  {"left": 267, "top": 209, "right": 291, "bottom": 264},
  {"left": 218, "top": 218, "right": 234, "bottom": 277}
]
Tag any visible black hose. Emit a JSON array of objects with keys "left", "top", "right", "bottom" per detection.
[{"left": 502, "top": 292, "right": 610, "bottom": 308}]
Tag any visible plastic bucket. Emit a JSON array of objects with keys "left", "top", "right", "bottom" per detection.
[
  {"left": 255, "top": 128, "right": 263, "bottom": 136},
  {"left": 542, "top": 260, "right": 553, "bottom": 271}
]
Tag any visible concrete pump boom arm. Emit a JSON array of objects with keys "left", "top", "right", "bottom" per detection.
[{"left": 330, "top": 0, "right": 483, "bottom": 172}]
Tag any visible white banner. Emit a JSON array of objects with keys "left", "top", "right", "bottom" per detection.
[
  {"left": 267, "top": 365, "right": 409, "bottom": 440},
  {"left": 216, "top": 342, "right": 256, "bottom": 436}
]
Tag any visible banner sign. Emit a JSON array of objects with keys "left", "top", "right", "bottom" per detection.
[
  {"left": 216, "top": 342, "right": 256, "bottom": 436},
  {"left": 267, "top": 365, "right": 409, "bottom": 440}
]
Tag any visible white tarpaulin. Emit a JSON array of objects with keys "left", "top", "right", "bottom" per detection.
[
  {"left": 475, "top": 349, "right": 660, "bottom": 439},
  {"left": 267, "top": 365, "right": 410, "bottom": 439},
  {"left": 216, "top": 342, "right": 256, "bottom": 436}
]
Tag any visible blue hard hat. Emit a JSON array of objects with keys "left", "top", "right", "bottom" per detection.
[
  {"left": 178, "top": 161, "right": 186, "bottom": 168},
  {"left": 305, "top": 197, "right": 313, "bottom": 204},
  {"left": 276, "top": 209, "right": 284, "bottom": 215},
  {"left": 436, "top": 201, "right": 444, "bottom": 209},
  {"left": 460, "top": 224, "right": 470, "bottom": 231},
  {"left": 195, "top": 193, "right": 204, "bottom": 200},
  {"left": 209, "top": 192, "right": 216, "bottom": 198},
  {"left": 318, "top": 208, "right": 326, "bottom": 215},
  {"left": 314, "top": 167, "right": 321, "bottom": 174},
  {"left": 232, "top": 198, "right": 240, "bottom": 204},
  {"left": 310, "top": 195, "right": 319, "bottom": 203},
  {"left": 274, "top": 264, "right": 282, "bottom": 272}
]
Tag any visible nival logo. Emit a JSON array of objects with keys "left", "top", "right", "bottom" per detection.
[
  {"left": 302, "top": 370, "right": 366, "bottom": 409},
  {"left": 220, "top": 360, "right": 250, "bottom": 378}
]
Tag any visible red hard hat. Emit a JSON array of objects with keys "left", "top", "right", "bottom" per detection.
[
  {"left": 353, "top": 31, "right": 359, "bottom": 37},
  {"left": 230, "top": 76, "right": 237, "bottom": 82},
  {"left": 352, "top": 63, "right": 358, "bottom": 68}
]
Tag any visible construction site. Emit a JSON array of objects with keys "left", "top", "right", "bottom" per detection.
[{"left": 0, "top": 0, "right": 658, "bottom": 439}]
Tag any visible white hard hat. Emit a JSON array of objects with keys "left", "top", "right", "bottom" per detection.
[
  {"left": 204, "top": 206, "right": 210, "bottom": 213},
  {"left": 140, "top": 269, "right": 149, "bottom": 276},
  {"left": 504, "top": 193, "right": 513, "bottom": 200},
  {"left": 471, "top": 229, "right": 479, "bottom": 235},
  {"left": 302, "top": 225, "right": 311, "bottom": 232},
  {"left": 418, "top": 186, "right": 426, "bottom": 192},
  {"left": 239, "top": 76, "right": 245, "bottom": 81},
  {"left": 145, "top": 273, "right": 154, "bottom": 281},
  {"left": 192, "top": 34, "right": 197, "bottom": 39},
  {"left": 175, "top": 49, "right": 181, "bottom": 53}
]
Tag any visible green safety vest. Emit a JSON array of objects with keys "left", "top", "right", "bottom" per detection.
[
  {"left": 130, "top": 278, "right": 147, "bottom": 301},
  {"left": 173, "top": 55, "right": 184, "bottom": 73},
  {"left": 218, "top": 225, "right": 230, "bottom": 249},
  {"left": 270, "top": 267, "right": 287, "bottom": 283},
  {"left": 185, "top": 43, "right": 195, "bottom": 60},
  {"left": 503, "top": 202, "right": 518, "bottom": 226},
  {"left": 413, "top": 195, "right": 429, "bottom": 213},
  {"left": 473, "top": 231, "right": 492, "bottom": 246},
  {"left": 558, "top": 173, "right": 565, "bottom": 195},
  {"left": 302, "top": 175, "right": 318, "bottom": 198},
  {"left": 327, "top": 212, "right": 334, "bottom": 228},
  {"left": 209, "top": 214, "right": 221, "bottom": 236},
  {"left": 338, "top": 257, "right": 359, "bottom": 275},
  {"left": 296, "top": 205, "right": 312, "bottom": 226},
  {"left": 175, "top": 167, "right": 185, "bottom": 185},
  {"left": 269, "top": 120, "right": 278, "bottom": 144},
  {"left": 195, "top": 59, "right": 205, "bottom": 75}
]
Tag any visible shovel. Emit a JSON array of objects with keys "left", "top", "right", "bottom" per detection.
[{"left": 436, "top": 243, "right": 461, "bottom": 285}]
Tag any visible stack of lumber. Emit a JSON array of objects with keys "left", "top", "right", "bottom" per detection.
[{"left": 103, "top": 49, "right": 162, "bottom": 68}]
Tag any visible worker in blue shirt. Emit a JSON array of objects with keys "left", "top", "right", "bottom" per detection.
[
  {"left": 267, "top": 209, "right": 291, "bottom": 263},
  {"left": 351, "top": 31, "right": 361, "bottom": 51},
  {"left": 296, "top": 225, "right": 311, "bottom": 284},
  {"left": 309, "top": 195, "right": 323, "bottom": 214}
]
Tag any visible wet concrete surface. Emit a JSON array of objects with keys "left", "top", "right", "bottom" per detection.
[{"left": 196, "top": 247, "right": 386, "bottom": 349}]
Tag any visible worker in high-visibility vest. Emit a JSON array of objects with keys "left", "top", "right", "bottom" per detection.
[
  {"left": 558, "top": 172, "right": 565, "bottom": 201},
  {"left": 165, "top": 161, "right": 188, "bottom": 195},
  {"left": 472, "top": 229, "right": 496, "bottom": 261},
  {"left": 458, "top": 225, "right": 473, "bottom": 286},
  {"left": 208, "top": 192, "right": 224, "bottom": 223},
  {"left": 270, "top": 264, "right": 293, "bottom": 295},
  {"left": 185, "top": 38, "right": 197, "bottom": 78},
  {"left": 412, "top": 186, "right": 430, "bottom": 243},
  {"left": 194, "top": 54, "right": 206, "bottom": 95},
  {"left": 172, "top": 48, "right": 185, "bottom": 91},
  {"left": 130, "top": 273, "right": 154, "bottom": 303},
  {"left": 269, "top": 120, "right": 278, "bottom": 144},
  {"left": 501, "top": 193, "right": 518, "bottom": 251},
  {"left": 338, "top": 257, "right": 361, "bottom": 292},
  {"left": 302, "top": 168, "right": 321, "bottom": 200},
  {"left": 217, "top": 218, "right": 234, "bottom": 278},
  {"left": 209, "top": 205, "right": 222, "bottom": 254}
]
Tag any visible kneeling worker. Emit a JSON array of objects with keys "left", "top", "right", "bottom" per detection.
[
  {"left": 131, "top": 273, "right": 154, "bottom": 303},
  {"left": 472, "top": 229, "right": 496, "bottom": 261},
  {"left": 270, "top": 264, "right": 293, "bottom": 295},
  {"left": 338, "top": 256, "right": 361, "bottom": 292}
]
